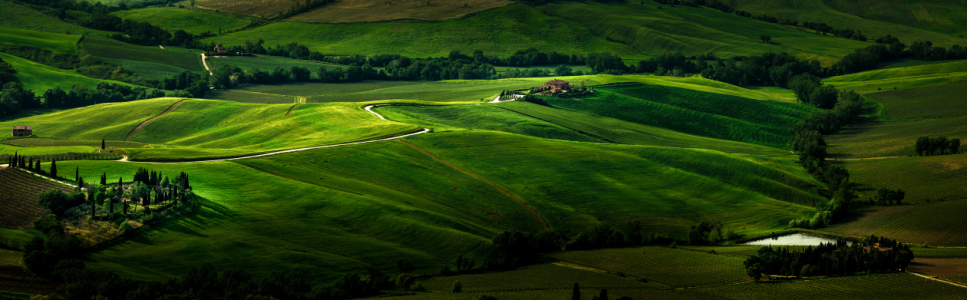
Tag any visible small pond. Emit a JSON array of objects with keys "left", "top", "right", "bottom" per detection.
[{"left": 744, "top": 233, "right": 848, "bottom": 246}]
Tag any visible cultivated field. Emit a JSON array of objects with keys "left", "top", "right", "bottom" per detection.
[
  {"left": 112, "top": 7, "right": 260, "bottom": 35},
  {"left": 190, "top": 0, "right": 304, "bottom": 18},
  {"left": 416, "top": 263, "right": 660, "bottom": 292},
  {"left": 0, "top": 53, "right": 134, "bottom": 95},
  {"left": 825, "top": 199, "right": 967, "bottom": 246},
  {"left": 0, "top": 168, "right": 73, "bottom": 229},
  {"left": 552, "top": 246, "right": 748, "bottom": 287},
  {"left": 0, "top": 1, "right": 111, "bottom": 36},
  {"left": 822, "top": 0, "right": 967, "bottom": 37},
  {"left": 207, "top": 55, "right": 339, "bottom": 74},
  {"left": 3, "top": 138, "right": 143, "bottom": 149},
  {"left": 825, "top": 60, "right": 967, "bottom": 93},
  {"left": 287, "top": 0, "right": 513, "bottom": 23},
  {"left": 205, "top": 4, "right": 641, "bottom": 58},
  {"left": 81, "top": 37, "right": 205, "bottom": 72},
  {"left": 697, "top": 273, "right": 967, "bottom": 299},
  {"left": 0, "top": 98, "right": 184, "bottom": 142}
]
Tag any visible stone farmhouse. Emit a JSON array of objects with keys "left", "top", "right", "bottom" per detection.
[{"left": 12, "top": 125, "right": 32, "bottom": 137}]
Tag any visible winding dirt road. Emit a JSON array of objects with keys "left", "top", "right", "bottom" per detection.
[{"left": 125, "top": 99, "right": 187, "bottom": 141}]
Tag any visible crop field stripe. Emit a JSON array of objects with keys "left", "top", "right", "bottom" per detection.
[
  {"left": 233, "top": 162, "right": 363, "bottom": 196},
  {"left": 125, "top": 99, "right": 188, "bottom": 141},
  {"left": 494, "top": 106, "right": 617, "bottom": 143},
  {"left": 399, "top": 139, "right": 550, "bottom": 231}
]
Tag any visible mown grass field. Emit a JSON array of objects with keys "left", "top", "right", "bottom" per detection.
[
  {"left": 205, "top": 4, "right": 641, "bottom": 59},
  {"left": 825, "top": 199, "right": 967, "bottom": 246},
  {"left": 288, "top": 0, "right": 513, "bottom": 23},
  {"left": 374, "top": 105, "right": 602, "bottom": 143},
  {"left": 0, "top": 53, "right": 135, "bottom": 95},
  {"left": 124, "top": 100, "right": 419, "bottom": 159},
  {"left": 551, "top": 246, "right": 748, "bottom": 287},
  {"left": 406, "top": 131, "right": 823, "bottom": 237},
  {"left": 0, "top": 28, "right": 79, "bottom": 54},
  {"left": 729, "top": 0, "right": 967, "bottom": 48},
  {"left": 0, "top": 1, "right": 112, "bottom": 36},
  {"left": 541, "top": 84, "right": 814, "bottom": 148},
  {"left": 81, "top": 37, "right": 204, "bottom": 72},
  {"left": 826, "top": 60, "right": 967, "bottom": 93},
  {"left": 3, "top": 138, "right": 143, "bottom": 149},
  {"left": 822, "top": 0, "right": 967, "bottom": 37},
  {"left": 0, "top": 98, "right": 182, "bottom": 142},
  {"left": 539, "top": 1, "right": 870, "bottom": 64},
  {"left": 112, "top": 7, "right": 259, "bottom": 35}
]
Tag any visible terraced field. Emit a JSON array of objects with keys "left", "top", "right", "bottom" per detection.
[{"left": 0, "top": 168, "right": 73, "bottom": 229}]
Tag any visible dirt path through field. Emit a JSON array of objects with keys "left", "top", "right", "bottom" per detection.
[
  {"left": 125, "top": 99, "right": 187, "bottom": 142},
  {"left": 908, "top": 270, "right": 967, "bottom": 290},
  {"left": 830, "top": 156, "right": 905, "bottom": 161},
  {"left": 399, "top": 139, "right": 550, "bottom": 231},
  {"left": 286, "top": 103, "right": 299, "bottom": 116}
]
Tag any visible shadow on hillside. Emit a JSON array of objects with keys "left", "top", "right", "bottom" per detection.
[{"left": 156, "top": 198, "right": 238, "bottom": 238}]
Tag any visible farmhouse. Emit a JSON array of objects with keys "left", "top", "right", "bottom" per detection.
[
  {"left": 214, "top": 43, "right": 226, "bottom": 54},
  {"left": 11, "top": 125, "right": 32, "bottom": 137},
  {"left": 540, "top": 79, "right": 572, "bottom": 93}
]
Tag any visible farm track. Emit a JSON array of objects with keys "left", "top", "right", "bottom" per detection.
[
  {"left": 908, "top": 271, "right": 967, "bottom": 290},
  {"left": 398, "top": 139, "right": 550, "bottom": 231},
  {"left": 286, "top": 103, "right": 298, "bottom": 116},
  {"left": 125, "top": 99, "right": 188, "bottom": 142}
]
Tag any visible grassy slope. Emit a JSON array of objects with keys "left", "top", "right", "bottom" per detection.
[
  {"left": 207, "top": 55, "right": 339, "bottom": 74},
  {"left": 0, "top": 53, "right": 134, "bottom": 96},
  {"left": 551, "top": 246, "right": 747, "bottom": 287},
  {"left": 205, "top": 4, "right": 641, "bottom": 59},
  {"left": 494, "top": 101, "right": 792, "bottom": 157},
  {"left": 125, "top": 100, "right": 419, "bottom": 159},
  {"left": 193, "top": 0, "right": 301, "bottom": 18},
  {"left": 407, "top": 131, "right": 823, "bottom": 237},
  {"left": 0, "top": 28, "right": 79, "bottom": 54},
  {"left": 826, "top": 199, "right": 967, "bottom": 246},
  {"left": 823, "top": 0, "right": 967, "bottom": 37},
  {"left": 0, "top": 1, "right": 112, "bottom": 36},
  {"left": 111, "top": 7, "right": 258, "bottom": 35},
  {"left": 542, "top": 85, "right": 814, "bottom": 148},
  {"left": 539, "top": 1, "right": 870, "bottom": 64},
  {"left": 729, "top": 0, "right": 967, "bottom": 47},
  {"left": 375, "top": 105, "right": 602, "bottom": 143},
  {"left": 0, "top": 98, "right": 182, "bottom": 141},
  {"left": 81, "top": 37, "right": 204, "bottom": 72},
  {"left": 288, "top": 0, "right": 514, "bottom": 23},
  {"left": 825, "top": 60, "right": 967, "bottom": 93},
  {"left": 63, "top": 158, "right": 495, "bottom": 285},
  {"left": 96, "top": 57, "right": 196, "bottom": 81}
]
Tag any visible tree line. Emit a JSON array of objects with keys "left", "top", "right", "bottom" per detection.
[
  {"left": 743, "top": 235, "right": 914, "bottom": 282},
  {"left": 915, "top": 136, "right": 961, "bottom": 156},
  {"left": 0, "top": 81, "right": 167, "bottom": 117}
]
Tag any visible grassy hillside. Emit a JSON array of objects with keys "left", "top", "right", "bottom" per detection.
[
  {"left": 823, "top": 0, "right": 967, "bottom": 37},
  {"left": 539, "top": 1, "right": 871, "bottom": 64},
  {"left": 204, "top": 4, "right": 642, "bottom": 59},
  {"left": 0, "top": 53, "right": 134, "bottom": 95},
  {"left": 0, "top": 28, "right": 79, "bottom": 54},
  {"left": 81, "top": 37, "right": 205, "bottom": 72},
  {"left": 112, "top": 7, "right": 259, "bottom": 35},
  {"left": 541, "top": 84, "right": 814, "bottom": 148},
  {"left": 124, "top": 100, "right": 419, "bottom": 159},
  {"left": 841, "top": 155, "right": 967, "bottom": 204},
  {"left": 0, "top": 168, "right": 74, "bottom": 229},
  {"left": 0, "top": 0, "right": 111, "bottom": 35},
  {"left": 193, "top": 0, "right": 301, "bottom": 18},
  {"left": 407, "top": 131, "right": 823, "bottom": 236},
  {"left": 374, "top": 105, "right": 603, "bottom": 143},
  {"left": 96, "top": 57, "right": 197, "bottom": 81},
  {"left": 288, "top": 0, "right": 513, "bottom": 23},
  {"left": 826, "top": 199, "right": 967, "bottom": 245},
  {"left": 207, "top": 55, "right": 340, "bottom": 74},
  {"left": 728, "top": 0, "right": 967, "bottom": 48},
  {"left": 0, "top": 98, "right": 183, "bottom": 141},
  {"left": 825, "top": 60, "right": 967, "bottom": 93},
  {"left": 551, "top": 246, "right": 747, "bottom": 287}
]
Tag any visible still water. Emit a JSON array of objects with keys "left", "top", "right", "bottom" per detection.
[{"left": 744, "top": 233, "right": 846, "bottom": 246}]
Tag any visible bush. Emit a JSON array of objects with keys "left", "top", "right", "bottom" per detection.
[
  {"left": 451, "top": 280, "right": 462, "bottom": 293},
  {"left": 118, "top": 221, "right": 136, "bottom": 236}
]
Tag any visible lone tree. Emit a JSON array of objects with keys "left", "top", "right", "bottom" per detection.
[
  {"left": 50, "top": 160, "right": 57, "bottom": 178},
  {"left": 760, "top": 35, "right": 772, "bottom": 43},
  {"left": 572, "top": 283, "right": 581, "bottom": 300},
  {"left": 101, "top": 139, "right": 105, "bottom": 150},
  {"left": 744, "top": 257, "right": 764, "bottom": 283}
]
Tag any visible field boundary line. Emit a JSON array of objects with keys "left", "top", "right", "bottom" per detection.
[
  {"left": 286, "top": 103, "right": 299, "bottom": 116},
  {"left": 125, "top": 99, "right": 188, "bottom": 142},
  {"left": 2, "top": 166, "right": 78, "bottom": 189},
  {"left": 494, "top": 106, "right": 618, "bottom": 143},
  {"left": 398, "top": 139, "right": 550, "bottom": 231},
  {"left": 908, "top": 271, "right": 967, "bottom": 290},
  {"left": 234, "top": 163, "right": 364, "bottom": 196}
]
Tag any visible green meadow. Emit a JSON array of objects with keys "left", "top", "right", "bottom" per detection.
[
  {"left": 539, "top": 1, "right": 870, "bottom": 64},
  {"left": 729, "top": 0, "right": 967, "bottom": 48},
  {"left": 826, "top": 60, "right": 967, "bottom": 93},
  {"left": 0, "top": 1, "right": 111, "bottom": 35},
  {"left": 207, "top": 55, "right": 339, "bottom": 74},
  {"left": 112, "top": 7, "right": 260, "bottom": 35},
  {"left": 0, "top": 53, "right": 134, "bottom": 95},
  {"left": 205, "top": 4, "right": 641, "bottom": 59},
  {"left": 0, "top": 28, "right": 79, "bottom": 54},
  {"left": 822, "top": 0, "right": 967, "bottom": 37},
  {"left": 826, "top": 199, "right": 967, "bottom": 246},
  {"left": 81, "top": 37, "right": 205, "bottom": 72}
]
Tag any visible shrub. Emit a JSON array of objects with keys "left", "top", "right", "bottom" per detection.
[{"left": 451, "top": 280, "right": 462, "bottom": 293}]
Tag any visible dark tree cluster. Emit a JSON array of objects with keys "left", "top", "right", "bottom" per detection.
[
  {"left": 1, "top": 82, "right": 40, "bottom": 116},
  {"left": 915, "top": 136, "right": 961, "bottom": 156},
  {"left": 743, "top": 235, "right": 913, "bottom": 282},
  {"left": 38, "top": 190, "right": 87, "bottom": 218},
  {"left": 872, "top": 188, "right": 905, "bottom": 206},
  {"left": 0, "top": 57, "right": 15, "bottom": 87}
]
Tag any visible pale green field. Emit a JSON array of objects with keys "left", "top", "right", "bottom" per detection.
[
  {"left": 112, "top": 7, "right": 259, "bottom": 35},
  {"left": 0, "top": 53, "right": 136, "bottom": 96}
]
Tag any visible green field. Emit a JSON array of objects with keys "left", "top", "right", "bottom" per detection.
[
  {"left": 729, "top": 0, "right": 967, "bottom": 48},
  {"left": 552, "top": 246, "right": 748, "bottom": 287},
  {"left": 0, "top": 1, "right": 112, "bottom": 36},
  {"left": 81, "top": 37, "right": 205, "bottom": 72},
  {"left": 416, "top": 263, "right": 660, "bottom": 292},
  {"left": 207, "top": 55, "right": 339, "bottom": 74},
  {"left": 287, "top": 0, "right": 513, "bottom": 23},
  {"left": 822, "top": 0, "right": 967, "bottom": 37},
  {"left": 205, "top": 4, "right": 641, "bottom": 59},
  {"left": 826, "top": 60, "right": 967, "bottom": 93},
  {"left": 96, "top": 57, "right": 198, "bottom": 81},
  {"left": 540, "top": 84, "right": 814, "bottom": 148},
  {"left": 826, "top": 199, "right": 967, "bottom": 246},
  {"left": 112, "top": 7, "right": 259, "bottom": 35},
  {"left": 539, "top": 1, "right": 870, "bottom": 64},
  {"left": 0, "top": 53, "right": 135, "bottom": 95},
  {"left": 697, "top": 273, "right": 966, "bottom": 299},
  {"left": 0, "top": 28, "right": 79, "bottom": 55}
]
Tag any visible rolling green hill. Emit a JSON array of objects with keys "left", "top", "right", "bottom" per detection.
[
  {"left": 0, "top": 0, "right": 112, "bottom": 35},
  {"left": 539, "top": 1, "right": 871, "bottom": 64},
  {"left": 0, "top": 28, "right": 79, "bottom": 55},
  {"left": 822, "top": 0, "right": 967, "bottom": 37},
  {"left": 81, "top": 37, "right": 205, "bottom": 72},
  {"left": 825, "top": 60, "right": 967, "bottom": 93},
  {"left": 204, "top": 4, "right": 642, "bottom": 59},
  {"left": 111, "top": 7, "right": 260, "bottom": 35},
  {"left": 0, "top": 52, "right": 134, "bottom": 95},
  {"left": 728, "top": 0, "right": 967, "bottom": 47},
  {"left": 287, "top": 0, "right": 514, "bottom": 23}
]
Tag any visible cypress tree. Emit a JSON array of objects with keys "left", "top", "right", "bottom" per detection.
[
  {"left": 101, "top": 172, "right": 107, "bottom": 185},
  {"left": 35, "top": 161, "right": 41, "bottom": 173},
  {"left": 598, "top": 289, "right": 608, "bottom": 300},
  {"left": 101, "top": 139, "right": 105, "bottom": 150},
  {"left": 50, "top": 160, "right": 57, "bottom": 178},
  {"left": 76, "top": 167, "right": 79, "bottom": 183},
  {"left": 78, "top": 177, "right": 84, "bottom": 190},
  {"left": 572, "top": 283, "right": 580, "bottom": 300}
]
